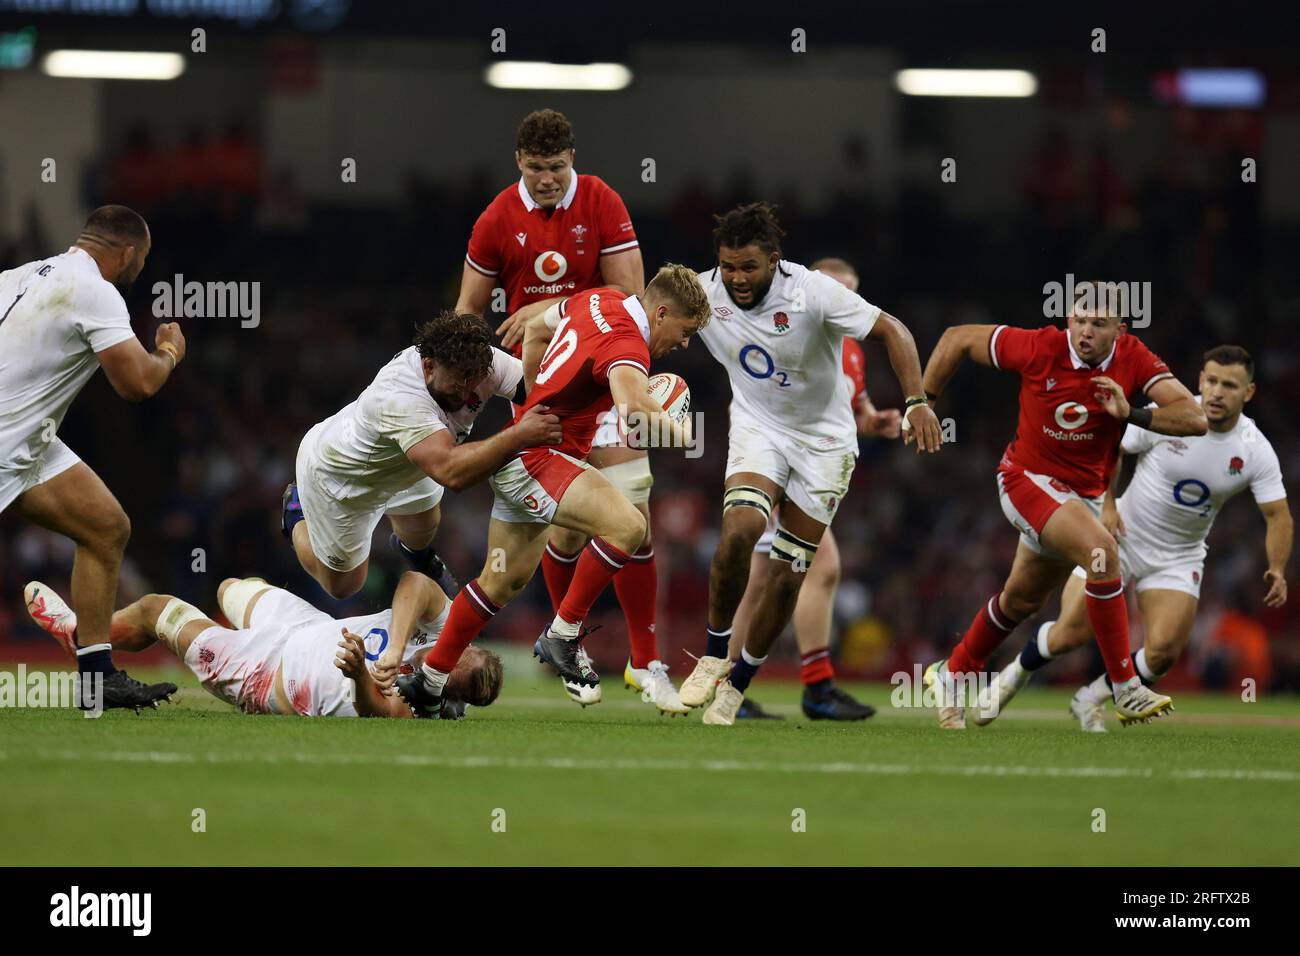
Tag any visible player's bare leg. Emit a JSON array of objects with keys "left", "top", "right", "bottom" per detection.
[
  {"left": 704, "top": 497, "right": 826, "bottom": 726},
  {"left": 290, "top": 519, "right": 368, "bottom": 600},
  {"left": 1070, "top": 587, "right": 1195, "bottom": 730},
  {"left": 1039, "top": 502, "right": 1173, "bottom": 724},
  {"left": 16, "top": 465, "right": 179, "bottom": 711},
  {"left": 930, "top": 537, "right": 1072, "bottom": 729},
  {"left": 977, "top": 570, "right": 1093, "bottom": 726},
  {"left": 388, "top": 504, "right": 458, "bottom": 596},
  {"left": 679, "top": 473, "right": 782, "bottom": 710}
]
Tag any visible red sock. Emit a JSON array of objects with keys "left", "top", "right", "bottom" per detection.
[
  {"left": 424, "top": 579, "right": 499, "bottom": 673},
  {"left": 1084, "top": 578, "right": 1136, "bottom": 684},
  {"left": 556, "top": 538, "right": 630, "bottom": 627},
  {"left": 948, "top": 594, "right": 1019, "bottom": 675},
  {"left": 612, "top": 542, "right": 657, "bottom": 668},
  {"left": 800, "top": 646, "right": 835, "bottom": 685},
  {"left": 541, "top": 543, "right": 581, "bottom": 613}
]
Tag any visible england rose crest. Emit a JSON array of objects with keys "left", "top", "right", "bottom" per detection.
[{"left": 773, "top": 311, "right": 790, "bottom": 334}]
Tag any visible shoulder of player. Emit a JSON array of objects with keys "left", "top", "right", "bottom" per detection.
[{"left": 576, "top": 173, "right": 620, "bottom": 200}]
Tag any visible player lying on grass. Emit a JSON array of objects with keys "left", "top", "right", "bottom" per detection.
[
  {"left": 677, "top": 203, "right": 940, "bottom": 726},
  {"left": 396, "top": 265, "right": 710, "bottom": 717},
  {"left": 282, "top": 310, "right": 561, "bottom": 600},
  {"left": 920, "top": 281, "right": 1207, "bottom": 729},
  {"left": 24, "top": 571, "right": 502, "bottom": 718},
  {"left": 978, "top": 345, "right": 1291, "bottom": 731},
  {"left": 2, "top": 204, "right": 184, "bottom": 712},
  {"left": 728, "top": 257, "right": 902, "bottom": 722}
]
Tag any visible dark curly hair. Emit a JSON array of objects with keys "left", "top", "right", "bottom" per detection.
[
  {"left": 712, "top": 201, "right": 785, "bottom": 255},
  {"left": 413, "top": 311, "right": 494, "bottom": 380},
  {"left": 516, "top": 108, "right": 575, "bottom": 157}
]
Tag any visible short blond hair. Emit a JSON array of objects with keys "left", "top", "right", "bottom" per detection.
[{"left": 645, "top": 263, "right": 711, "bottom": 327}]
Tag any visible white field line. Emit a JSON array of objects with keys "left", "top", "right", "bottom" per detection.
[{"left": 2, "top": 748, "right": 1297, "bottom": 782}]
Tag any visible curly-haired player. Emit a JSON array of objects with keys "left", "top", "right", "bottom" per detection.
[{"left": 282, "top": 310, "right": 561, "bottom": 600}]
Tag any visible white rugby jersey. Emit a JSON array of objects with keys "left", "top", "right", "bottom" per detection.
[
  {"left": 277, "top": 605, "right": 448, "bottom": 717},
  {"left": 696, "top": 260, "right": 881, "bottom": 447},
  {"left": 1118, "top": 402, "right": 1286, "bottom": 561},
  {"left": 304, "top": 345, "right": 522, "bottom": 509},
  {"left": 0, "top": 248, "right": 136, "bottom": 474}
]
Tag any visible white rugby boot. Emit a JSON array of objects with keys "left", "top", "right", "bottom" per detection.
[{"left": 625, "top": 659, "right": 689, "bottom": 716}]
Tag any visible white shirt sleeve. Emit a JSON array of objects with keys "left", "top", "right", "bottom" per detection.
[
  {"left": 1121, "top": 416, "right": 1159, "bottom": 455},
  {"left": 78, "top": 279, "right": 135, "bottom": 354},
  {"left": 815, "top": 272, "right": 881, "bottom": 341},
  {"left": 379, "top": 395, "right": 447, "bottom": 454},
  {"left": 489, "top": 348, "right": 524, "bottom": 400},
  {"left": 1249, "top": 438, "right": 1287, "bottom": 505}
]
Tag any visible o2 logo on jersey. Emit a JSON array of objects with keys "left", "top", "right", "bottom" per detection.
[
  {"left": 738, "top": 344, "right": 791, "bottom": 388},
  {"left": 1173, "top": 478, "right": 1212, "bottom": 517},
  {"left": 1053, "top": 401, "right": 1089, "bottom": 430},
  {"left": 363, "top": 627, "right": 389, "bottom": 662},
  {"left": 534, "top": 251, "right": 568, "bottom": 282}
]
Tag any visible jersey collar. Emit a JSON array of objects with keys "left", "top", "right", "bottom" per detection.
[
  {"left": 623, "top": 294, "right": 651, "bottom": 344},
  {"left": 1065, "top": 329, "right": 1117, "bottom": 371},
  {"left": 517, "top": 171, "right": 579, "bottom": 212}
]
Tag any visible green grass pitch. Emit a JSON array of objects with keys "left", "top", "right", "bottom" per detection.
[{"left": 2, "top": 650, "right": 1297, "bottom": 866}]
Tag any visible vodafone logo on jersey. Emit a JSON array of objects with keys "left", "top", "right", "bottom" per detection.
[
  {"left": 534, "top": 251, "right": 568, "bottom": 282},
  {"left": 1053, "top": 401, "right": 1089, "bottom": 430},
  {"left": 1043, "top": 400, "right": 1094, "bottom": 441}
]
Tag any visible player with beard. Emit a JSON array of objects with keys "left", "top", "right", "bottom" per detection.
[
  {"left": 281, "top": 311, "right": 561, "bottom": 614},
  {"left": 677, "top": 204, "right": 941, "bottom": 726},
  {"left": 1, "top": 205, "right": 183, "bottom": 711},
  {"left": 728, "top": 257, "right": 902, "bottom": 721},
  {"left": 978, "top": 346, "right": 1290, "bottom": 730},
  {"left": 919, "top": 282, "right": 1207, "bottom": 729}
]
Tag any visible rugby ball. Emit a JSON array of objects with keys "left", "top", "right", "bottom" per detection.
[{"left": 647, "top": 372, "right": 691, "bottom": 424}]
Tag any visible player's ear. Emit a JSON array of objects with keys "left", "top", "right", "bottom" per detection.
[{"left": 1245, "top": 381, "right": 1256, "bottom": 403}]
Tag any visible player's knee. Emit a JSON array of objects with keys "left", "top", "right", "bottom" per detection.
[
  {"left": 321, "top": 578, "right": 361, "bottom": 601},
  {"left": 718, "top": 519, "right": 763, "bottom": 563},
  {"left": 1001, "top": 591, "right": 1045, "bottom": 621},
  {"left": 604, "top": 504, "right": 646, "bottom": 553},
  {"left": 806, "top": 554, "right": 839, "bottom": 594},
  {"left": 217, "top": 578, "right": 240, "bottom": 605},
  {"left": 1081, "top": 532, "right": 1119, "bottom": 578},
  {"left": 87, "top": 505, "right": 131, "bottom": 553}
]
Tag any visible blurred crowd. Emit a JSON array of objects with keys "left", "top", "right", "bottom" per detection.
[{"left": 2, "top": 105, "right": 1297, "bottom": 693}]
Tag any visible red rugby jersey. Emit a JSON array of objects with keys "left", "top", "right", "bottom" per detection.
[
  {"left": 990, "top": 325, "right": 1173, "bottom": 498},
  {"left": 841, "top": 337, "right": 868, "bottom": 407},
  {"left": 465, "top": 173, "right": 638, "bottom": 323},
  {"left": 518, "top": 287, "right": 651, "bottom": 460}
]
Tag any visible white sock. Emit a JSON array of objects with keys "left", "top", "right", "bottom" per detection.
[
  {"left": 1134, "top": 648, "right": 1163, "bottom": 684},
  {"left": 1036, "top": 621, "right": 1055, "bottom": 661},
  {"left": 549, "top": 616, "right": 580, "bottom": 640},
  {"left": 420, "top": 663, "right": 449, "bottom": 695},
  {"left": 1112, "top": 675, "right": 1141, "bottom": 700},
  {"left": 76, "top": 643, "right": 112, "bottom": 656},
  {"left": 1082, "top": 674, "right": 1110, "bottom": 705},
  {"left": 740, "top": 647, "right": 767, "bottom": 666}
]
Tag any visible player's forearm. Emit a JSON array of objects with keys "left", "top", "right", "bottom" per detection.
[
  {"left": 1146, "top": 397, "right": 1209, "bottom": 437},
  {"left": 1265, "top": 510, "right": 1293, "bottom": 574},
  {"left": 353, "top": 675, "right": 410, "bottom": 718},
  {"left": 618, "top": 394, "right": 689, "bottom": 449},
  {"left": 921, "top": 327, "right": 973, "bottom": 398},
  {"left": 873, "top": 314, "right": 925, "bottom": 400},
  {"left": 522, "top": 315, "right": 555, "bottom": 391},
  {"left": 436, "top": 429, "right": 528, "bottom": 491},
  {"left": 386, "top": 570, "right": 431, "bottom": 662}
]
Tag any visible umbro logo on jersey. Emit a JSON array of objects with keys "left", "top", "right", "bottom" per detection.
[
  {"left": 515, "top": 232, "right": 527, "bottom": 246},
  {"left": 715, "top": 306, "right": 733, "bottom": 319},
  {"left": 773, "top": 311, "right": 790, "bottom": 334},
  {"left": 1045, "top": 378, "right": 1057, "bottom": 390}
]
